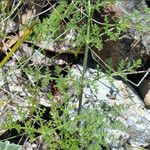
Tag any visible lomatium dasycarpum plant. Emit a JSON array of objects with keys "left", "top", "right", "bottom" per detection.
[
  {"left": 0, "top": 0, "right": 148, "bottom": 149},
  {"left": 26, "top": 0, "right": 142, "bottom": 112}
]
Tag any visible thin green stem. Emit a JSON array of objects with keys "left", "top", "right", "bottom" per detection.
[{"left": 78, "top": 0, "right": 91, "bottom": 116}]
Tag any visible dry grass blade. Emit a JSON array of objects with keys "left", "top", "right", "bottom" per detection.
[{"left": 0, "top": 22, "right": 34, "bottom": 68}]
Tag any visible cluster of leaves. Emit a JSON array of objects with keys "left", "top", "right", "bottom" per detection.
[
  {"left": 30, "top": 1, "right": 69, "bottom": 42},
  {"left": 29, "top": 0, "right": 126, "bottom": 50}
]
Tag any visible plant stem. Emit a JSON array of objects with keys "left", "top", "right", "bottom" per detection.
[{"left": 78, "top": 0, "right": 91, "bottom": 116}]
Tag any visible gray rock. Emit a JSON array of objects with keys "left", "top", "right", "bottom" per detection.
[
  {"left": 117, "top": 0, "right": 150, "bottom": 55},
  {"left": 116, "top": 0, "right": 146, "bottom": 14},
  {"left": 5, "top": 20, "right": 18, "bottom": 34},
  {"left": 142, "top": 33, "right": 150, "bottom": 55},
  {"left": 20, "top": 43, "right": 68, "bottom": 66},
  {"left": 31, "top": 50, "right": 67, "bottom": 66},
  {"left": 68, "top": 65, "right": 150, "bottom": 149}
]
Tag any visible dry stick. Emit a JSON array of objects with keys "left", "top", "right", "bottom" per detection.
[
  {"left": 28, "top": 3, "right": 57, "bottom": 20},
  {"left": 122, "top": 70, "right": 150, "bottom": 75},
  {"left": 133, "top": 68, "right": 150, "bottom": 87},
  {"left": 90, "top": 47, "right": 115, "bottom": 72}
]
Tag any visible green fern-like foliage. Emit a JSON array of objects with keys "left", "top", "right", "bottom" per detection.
[
  {"left": 32, "top": 1, "right": 69, "bottom": 42},
  {"left": 29, "top": 0, "right": 122, "bottom": 50}
]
